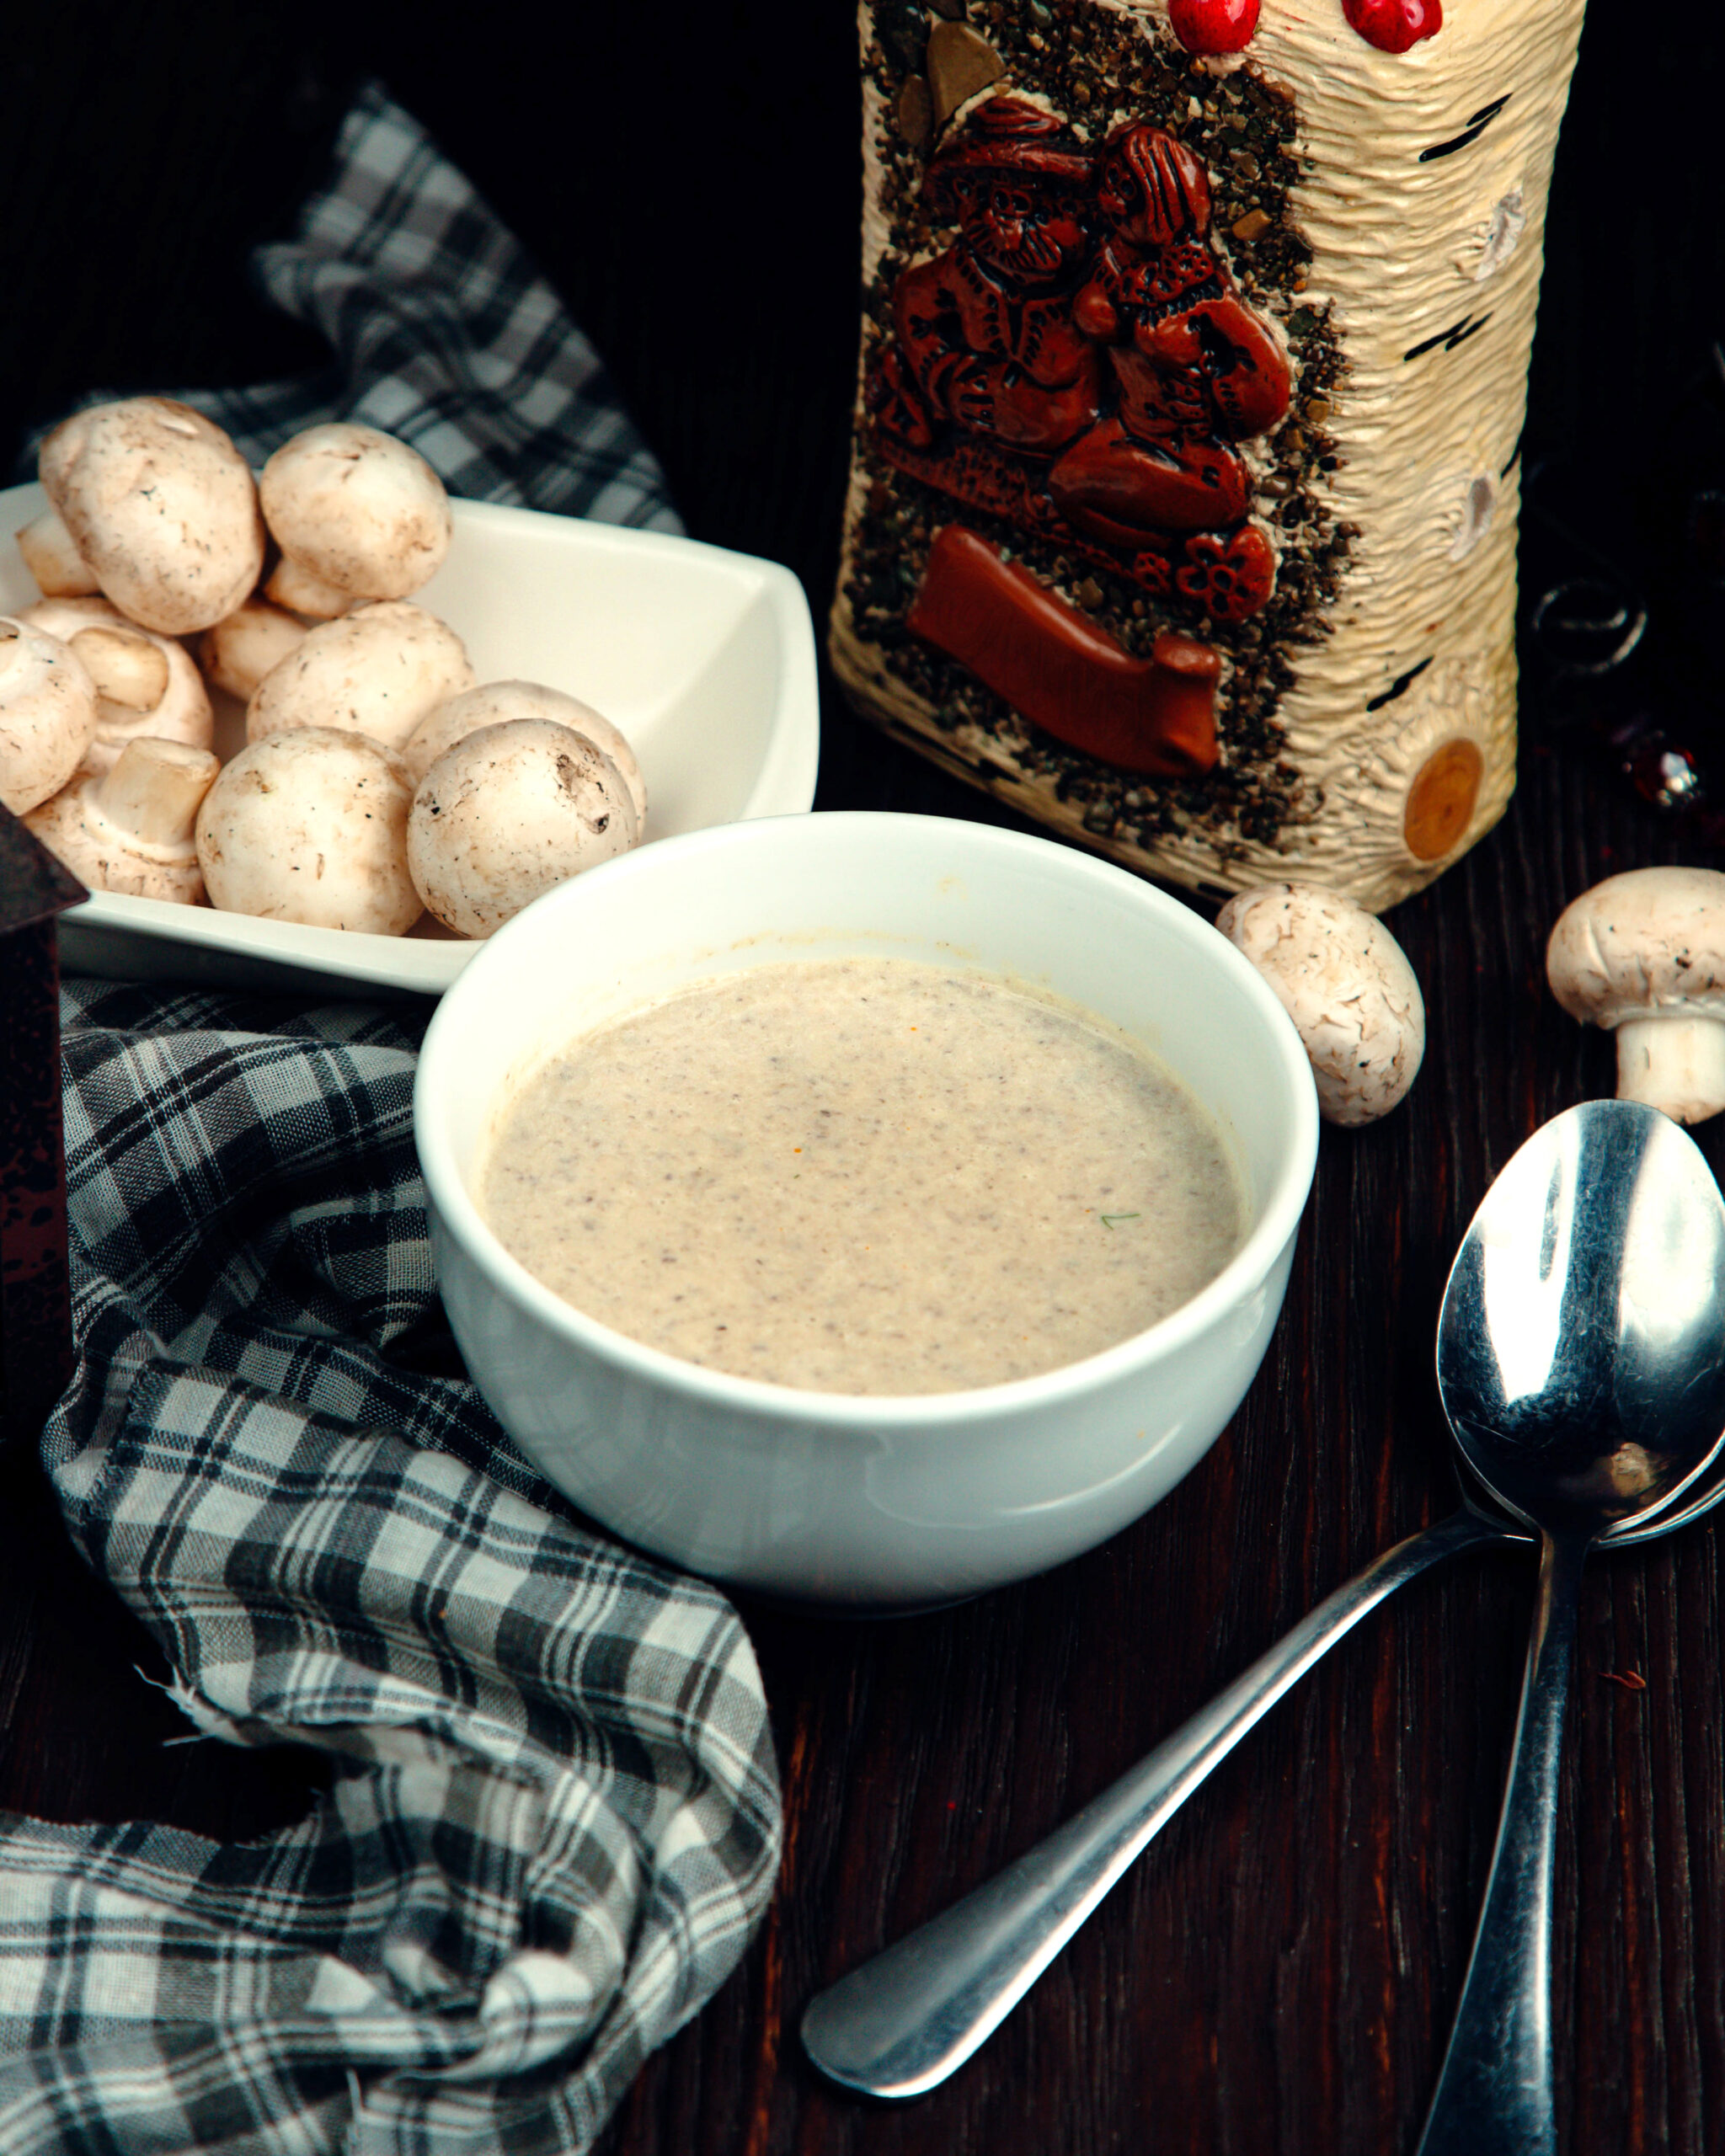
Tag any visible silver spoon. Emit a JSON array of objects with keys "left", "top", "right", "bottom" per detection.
[
  {"left": 801, "top": 1100, "right": 1725, "bottom": 2104},
  {"left": 1415, "top": 1099, "right": 1725, "bottom": 2155}
]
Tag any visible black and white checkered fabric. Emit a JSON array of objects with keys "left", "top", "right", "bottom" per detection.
[
  {"left": 3, "top": 72, "right": 774, "bottom": 2140},
  {"left": 19, "top": 79, "right": 681, "bottom": 533},
  {"left": 4, "top": 978, "right": 780, "bottom": 2154}
]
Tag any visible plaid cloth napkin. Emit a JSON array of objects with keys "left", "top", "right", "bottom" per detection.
[
  {"left": 3, "top": 979, "right": 781, "bottom": 2155},
  {"left": 0, "top": 78, "right": 782, "bottom": 2156},
  {"left": 16, "top": 79, "right": 681, "bottom": 533}
]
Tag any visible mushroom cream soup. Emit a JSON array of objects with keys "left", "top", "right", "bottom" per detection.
[{"left": 477, "top": 958, "right": 1246, "bottom": 1395}]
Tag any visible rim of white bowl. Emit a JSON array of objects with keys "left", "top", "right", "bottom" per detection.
[{"left": 416, "top": 812, "right": 1320, "bottom": 1428}]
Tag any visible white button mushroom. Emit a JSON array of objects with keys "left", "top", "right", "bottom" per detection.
[
  {"left": 14, "top": 504, "right": 99, "bottom": 598},
  {"left": 1215, "top": 881, "right": 1426, "bottom": 1125},
  {"left": 38, "top": 398, "right": 266, "bottom": 636},
  {"left": 20, "top": 596, "right": 214, "bottom": 775},
  {"left": 259, "top": 424, "right": 452, "bottom": 606},
  {"left": 195, "top": 728, "right": 422, "bottom": 935},
  {"left": 0, "top": 616, "right": 99, "bottom": 814},
  {"left": 1546, "top": 866, "right": 1725, "bottom": 1124},
  {"left": 197, "top": 599, "right": 311, "bottom": 704},
  {"left": 401, "top": 678, "right": 648, "bottom": 825},
  {"left": 246, "top": 600, "right": 477, "bottom": 754},
  {"left": 406, "top": 718, "right": 640, "bottom": 937},
  {"left": 24, "top": 738, "right": 221, "bottom": 904}
]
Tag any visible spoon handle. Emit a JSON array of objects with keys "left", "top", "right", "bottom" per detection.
[
  {"left": 801, "top": 1504, "right": 1507, "bottom": 2100},
  {"left": 1414, "top": 1527, "right": 1589, "bottom": 2156}
]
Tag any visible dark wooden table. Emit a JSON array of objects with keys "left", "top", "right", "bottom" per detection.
[{"left": 3, "top": 4, "right": 1725, "bottom": 2151}]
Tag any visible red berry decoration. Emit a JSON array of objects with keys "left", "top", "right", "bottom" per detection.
[
  {"left": 1343, "top": 0, "right": 1443, "bottom": 52},
  {"left": 1168, "top": 0, "right": 1261, "bottom": 56}
]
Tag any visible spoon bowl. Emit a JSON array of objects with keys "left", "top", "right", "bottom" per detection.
[{"left": 1438, "top": 1101, "right": 1725, "bottom": 1534}]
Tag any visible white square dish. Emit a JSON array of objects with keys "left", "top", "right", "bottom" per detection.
[{"left": 0, "top": 483, "right": 820, "bottom": 997}]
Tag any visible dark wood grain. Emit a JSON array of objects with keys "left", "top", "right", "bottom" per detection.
[{"left": 1, "top": 3, "right": 1723, "bottom": 2150}]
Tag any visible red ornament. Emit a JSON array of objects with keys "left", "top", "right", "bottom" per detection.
[
  {"left": 1342, "top": 0, "right": 1443, "bottom": 52},
  {"left": 1167, "top": 0, "right": 1261, "bottom": 56},
  {"left": 1174, "top": 526, "right": 1278, "bottom": 622}
]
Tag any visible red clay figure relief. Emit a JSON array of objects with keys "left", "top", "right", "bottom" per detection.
[
  {"left": 1050, "top": 122, "right": 1288, "bottom": 620},
  {"left": 872, "top": 97, "right": 1290, "bottom": 623},
  {"left": 871, "top": 100, "right": 1105, "bottom": 531}
]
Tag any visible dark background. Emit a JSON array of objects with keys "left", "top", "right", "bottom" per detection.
[
  {"left": 5, "top": 9, "right": 1725, "bottom": 2153},
  {"left": 3, "top": 1, "right": 1719, "bottom": 783}
]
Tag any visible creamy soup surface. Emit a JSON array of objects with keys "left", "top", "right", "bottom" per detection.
[{"left": 477, "top": 958, "right": 1246, "bottom": 1395}]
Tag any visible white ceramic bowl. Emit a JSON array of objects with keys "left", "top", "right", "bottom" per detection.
[
  {"left": 0, "top": 483, "right": 819, "bottom": 997},
  {"left": 415, "top": 812, "right": 1319, "bottom": 1608}
]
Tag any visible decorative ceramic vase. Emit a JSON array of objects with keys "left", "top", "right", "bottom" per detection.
[{"left": 831, "top": 0, "right": 1589, "bottom": 910}]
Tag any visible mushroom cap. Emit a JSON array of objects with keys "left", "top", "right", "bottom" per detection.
[
  {"left": 400, "top": 678, "right": 647, "bottom": 822},
  {"left": 0, "top": 615, "right": 100, "bottom": 814},
  {"left": 1546, "top": 867, "right": 1725, "bottom": 1027},
  {"left": 24, "top": 738, "right": 220, "bottom": 903},
  {"left": 195, "top": 728, "right": 421, "bottom": 935},
  {"left": 197, "top": 599, "right": 311, "bottom": 704},
  {"left": 20, "top": 596, "right": 214, "bottom": 775},
  {"left": 38, "top": 398, "right": 266, "bottom": 635},
  {"left": 1215, "top": 880, "right": 1425, "bottom": 1126},
  {"left": 259, "top": 424, "right": 452, "bottom": 601},
  {"left": 407, "top": 718, "right": 640, "bottom": 937},
  {"left": 246, "top": 600, "right": 476, "bottom": 753}
]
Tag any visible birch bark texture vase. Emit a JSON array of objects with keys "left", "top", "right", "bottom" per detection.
[{"left": 830, "top": 0, "right": 1588, "bottom": 910}]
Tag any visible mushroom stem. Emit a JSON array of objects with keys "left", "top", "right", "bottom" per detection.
[
  {"left": 95, "top": 739, "right": 222, "bottom": 849},
  {"left": 1614, "top": 1017, "right": 1725, "bottom": 1125}
]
